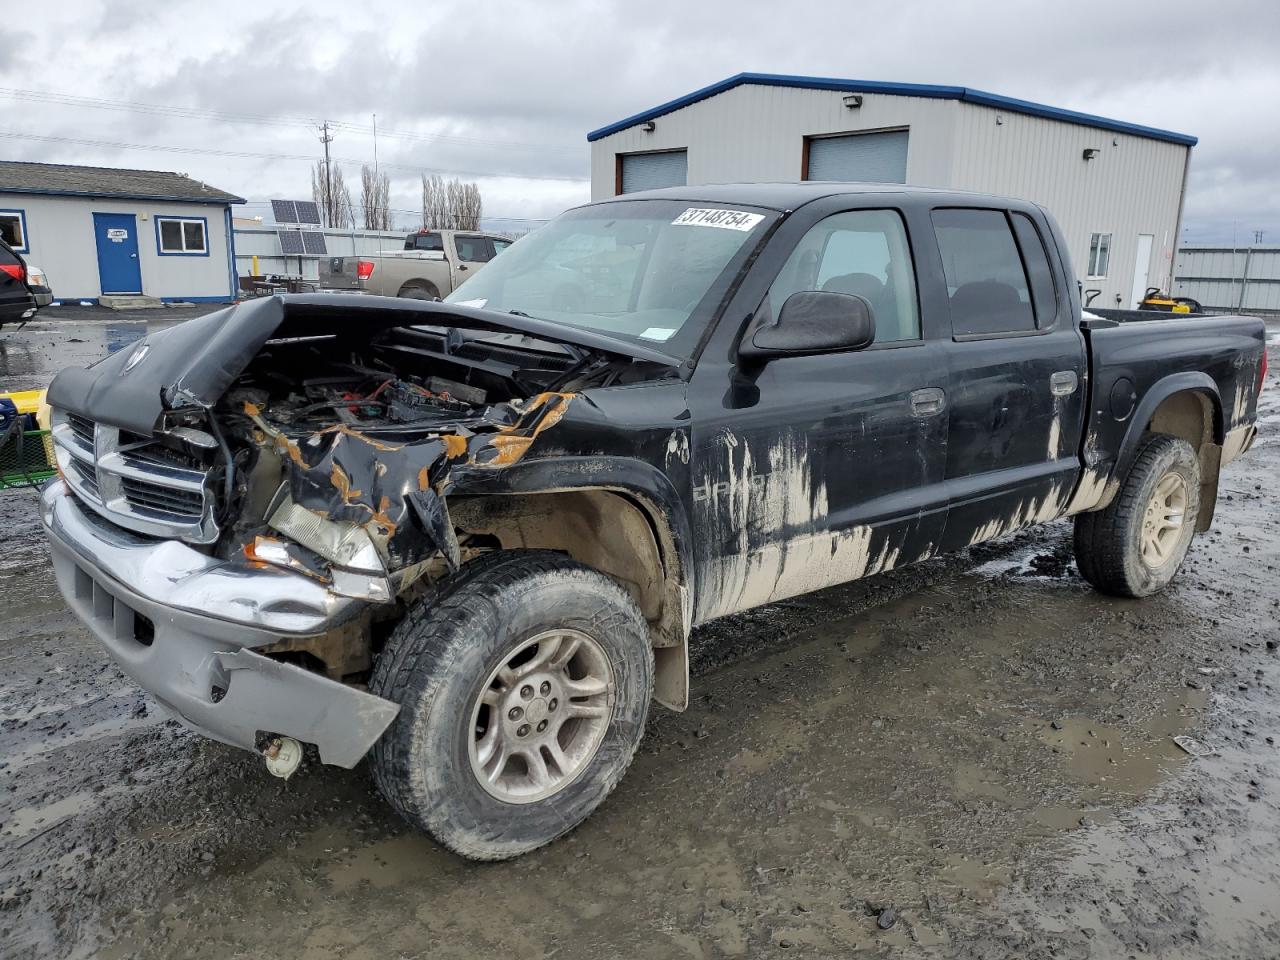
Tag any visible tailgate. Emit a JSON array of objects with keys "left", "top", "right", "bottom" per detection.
[{"left": 319, "top": 256, "right": 363, "bottom": 290}]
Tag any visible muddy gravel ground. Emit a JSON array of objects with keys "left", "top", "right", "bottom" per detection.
[{"left": 2, "top": 310, "right": 1278, "bottom": 959}]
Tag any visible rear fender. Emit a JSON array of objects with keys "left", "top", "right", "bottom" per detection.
[{"left": 1107, "top": 372, "right": 1224, "bottom": 530}]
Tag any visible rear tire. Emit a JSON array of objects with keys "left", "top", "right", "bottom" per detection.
[
  {"left": 397, "top": 281, "right": 440, "bottom": 300},
  {"left": 369, "top": 551, "right": 653, "bottom": 861},
  {"left": 1073, "top": 434, "right": 1200, "bottom": 597}
]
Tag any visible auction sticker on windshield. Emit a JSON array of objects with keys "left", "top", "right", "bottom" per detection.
[{"left": 671, "top": 208, "right": 764, "bottom": 231}]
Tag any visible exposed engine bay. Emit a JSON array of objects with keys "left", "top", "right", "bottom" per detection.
[{"left": 161, "top": 321, "right": 674, "bottom": 605}]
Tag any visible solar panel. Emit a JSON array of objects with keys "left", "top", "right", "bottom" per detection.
[
  {"left": 301, "top": 231, "right": 328, "bottom": 255},
  {"left": 294, "top": 201, "right": 321, "bottom": 225},
  {"left": 271, "top": 200, "right": 298, "bottom": 224},
  {"left": 277, "top": 229, "right": 305, "bottom": 255}
]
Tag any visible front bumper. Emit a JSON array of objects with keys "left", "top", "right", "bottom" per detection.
[{"left": 40, "top": 480, "right": 399, "bottom": 767}]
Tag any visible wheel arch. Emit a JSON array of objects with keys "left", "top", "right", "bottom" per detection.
[
  {"left": 1112, "top": 373, "right": 1224, "bottom": 531},
  {"left": 397, "top": 279, "right": 441, "bottom": 298},
  {"left": 447, "top": 456, "right": 695, "bottom": 711}
]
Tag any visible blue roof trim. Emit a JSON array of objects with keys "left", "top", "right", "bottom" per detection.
[
  {"left": 586, "top": 72, "right": 1198, "bottom": 147},
  {"left": 0, "top": 186, "right": 245, "bottom": 204}
]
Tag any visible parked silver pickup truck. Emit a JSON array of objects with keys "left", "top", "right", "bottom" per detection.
[{"left": 319, "top": 229, "right": 512, "bottom": 299}]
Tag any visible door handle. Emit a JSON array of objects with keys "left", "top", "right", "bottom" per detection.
[
  {"left": 910, "top": 387, "right": 946, "bottom": 417},
  {"left": 1050, "top": 370, "right": 1079, "bottom": 396}
]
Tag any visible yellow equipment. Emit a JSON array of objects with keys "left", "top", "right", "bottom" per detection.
[{"left": 1138, "top": 287, "right": 1201, "bottom": 314}]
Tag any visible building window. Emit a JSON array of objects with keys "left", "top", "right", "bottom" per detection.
[
  {"left": 156, "top": 216, "right": 208, "bottom": 255},
  {"left": 0, "top": 210, "right": 28, "bottom": 252},
  {"left": 1087, "top": 232, "right": 1111, "bottom": 279}
]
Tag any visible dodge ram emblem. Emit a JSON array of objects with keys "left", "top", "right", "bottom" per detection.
[{"left": 124, "top": 342, "right": 150, "bottom": 372}]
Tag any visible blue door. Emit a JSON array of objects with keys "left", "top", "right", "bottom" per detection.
[{"left": 93, "top": 213, "right": 142, "bottom": 295}]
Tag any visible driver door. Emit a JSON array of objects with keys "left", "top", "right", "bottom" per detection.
[{"left": 690, "top": 207, "right": 949, "bottom": 623}]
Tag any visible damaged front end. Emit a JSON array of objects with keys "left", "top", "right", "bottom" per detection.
[
  {"left": 43, "top": 296, "right": 678, "bottom": 726},
  {"left": 236, "top": 384, "right": 576, "bottom": 604}
]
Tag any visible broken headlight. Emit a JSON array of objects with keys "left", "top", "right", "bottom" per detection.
[{"left": 264, "top": 497, "right": 393, "bottom": 602}]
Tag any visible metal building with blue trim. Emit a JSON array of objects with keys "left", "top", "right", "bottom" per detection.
[
  {"left": 0, "top": 161, "right": 243, "bottom": 304},
  {"left": 588, "top": 73, "right": 1197, "bottom": 309}
]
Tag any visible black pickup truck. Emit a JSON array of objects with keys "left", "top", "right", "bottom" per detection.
[{"left": 41, "top": 184, "right": 1267, "bottom": 860}]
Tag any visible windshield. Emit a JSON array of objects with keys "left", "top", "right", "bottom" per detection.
[{"left": 444, "top": 199, "right": 776, "bottom": 357}]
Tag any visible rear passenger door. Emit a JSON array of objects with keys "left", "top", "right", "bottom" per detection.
[
  {"left": 452, "top": 234, "right": 495, "bottom": 281},
  {"left": 930, "top": 207, "right": 1087, "bottom": 552}
]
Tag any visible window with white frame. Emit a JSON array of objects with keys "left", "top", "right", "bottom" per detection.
[
  {"left": 0, "top": 210, "right": 28, "bottom": 252},
  {"left": 1087, "top": 232, "right": 1111, "bottom": 279},
  {"left": 157, "top": 217, "right": 207, "bottom": 254}
]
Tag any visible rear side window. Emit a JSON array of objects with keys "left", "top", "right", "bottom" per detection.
[
  {"left": 0, "top": 243, "right": 18, "bottom": 266},
  {"left": 1010, "top": 213, "right": 1058, "bottom": 328},
  {"left": 932, "top": 209, "right": 1035, "bottom": 337},
  {"left": 454, "top": 235, "right": 495, "bottom": 262}
]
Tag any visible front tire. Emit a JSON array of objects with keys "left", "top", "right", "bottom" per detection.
[
  {"left": 369, "top": 551, "right": 653, "bottom": 860},
  {"left": 1073, "top": 434, "right": 1200, "bottom": 597}
]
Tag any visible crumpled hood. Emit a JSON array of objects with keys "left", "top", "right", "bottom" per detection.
[{"left": 46, "top": 294, "right": 677, "bottom": 434}]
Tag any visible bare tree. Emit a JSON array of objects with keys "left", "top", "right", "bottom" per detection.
[
  {"left": 360, "top": 165, "right": 392, "bottom": 230},
  {"left": 312, "top": 160, "right": 353, "bottom": 228},
  {"left": 457, "top": 182, "right": 482, "bottom": 231},
  {"left": 421, "top": 174, "right": 482, "bottom": 231}
]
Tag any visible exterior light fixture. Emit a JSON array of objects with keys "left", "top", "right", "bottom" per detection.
[
  {"left": 642, "top": 121, "right": 656, "bottom": 132},
  {"left": 1083, "top": 148, "right": 1100, "bottom": 160},
  {"left": 843, "top": 94, "right": 863, "bottom": 109}
]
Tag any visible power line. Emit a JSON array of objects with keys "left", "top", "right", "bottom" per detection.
[
  {"left": 0, "top": 86, "right": 581, "bottom": 154},
  {"left": 0, "top": 130, "right": 589, "bottom": 183}
]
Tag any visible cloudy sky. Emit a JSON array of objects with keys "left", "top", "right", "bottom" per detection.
[{"left": 1, "top": 0, "right": 1276, "bottom": 243}]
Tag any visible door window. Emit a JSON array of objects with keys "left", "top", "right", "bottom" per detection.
[
  {"left": 454, "top": 235, "right": 495, "bottom": 262},
  {"left": 932, "top": 209, "right": 1035, "bottom": 337},
  {"left": 1010, "top": 213, "right": 1058, "bottom": 328},
  {"left": 766, "top": 209, "right": 920, "bottom": 343}
]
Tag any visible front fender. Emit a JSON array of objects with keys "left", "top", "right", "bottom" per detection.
[
  {"left": 449, "top": 454, "right": 695, "bottom": 601},
  {"left": 449, "top": 455, "right": 696, "bottom": 711}
]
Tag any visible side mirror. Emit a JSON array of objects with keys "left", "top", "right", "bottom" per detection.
[{"left": 739, "top": 290, "right": 876, "bottom": 361}]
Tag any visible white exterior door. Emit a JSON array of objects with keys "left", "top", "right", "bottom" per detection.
[{"left": 1130, "top": 233, "right": 1154, "bottom": 307}]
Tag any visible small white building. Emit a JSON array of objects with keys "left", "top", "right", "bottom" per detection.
[
  {"left": 0, "top": 162, "right": 243, "bottom": 303},
  {"left": 588, "top": 74, "right": 1197, "bottom": 309}
]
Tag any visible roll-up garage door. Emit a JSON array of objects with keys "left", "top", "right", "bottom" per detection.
[
  {"left": 619, "top": 151, "right": 688, "bottom": 193},
  {"left": 806, "top": 130, "right": 909, "bottom": 183}
]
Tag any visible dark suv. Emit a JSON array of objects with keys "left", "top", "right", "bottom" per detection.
[{"left": 0, "top": 238, "right": 37, "bottom": 330}]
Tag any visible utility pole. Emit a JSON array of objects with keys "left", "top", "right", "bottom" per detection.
[
  {"left": 372, "top": 113, "right": 378, "bottom": 177},
  {"left": 318, "top": 120, "right": 334, "bottom": 226}
]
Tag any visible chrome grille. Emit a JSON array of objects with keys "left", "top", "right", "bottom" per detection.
[{"left": 50, "top": 408, "right": 220, "bottom": 543}]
